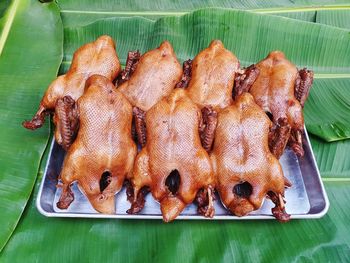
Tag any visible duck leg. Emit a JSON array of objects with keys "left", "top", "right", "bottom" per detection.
[
  {"left": 57, "top": 183, "right": 74, "bottom": 209},
  {"left": 195, "top": 185, "right": 215, "bottom": 218},
  {"left": 22, "top": 105, "right": 49, "bottom": 130},
  {"left": 267, "top": 191, "right": 290, "bottom": 222}
]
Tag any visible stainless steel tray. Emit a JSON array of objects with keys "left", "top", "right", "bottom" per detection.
[{"left": 37, "top": 129, "right": 329, "bottom": 220}]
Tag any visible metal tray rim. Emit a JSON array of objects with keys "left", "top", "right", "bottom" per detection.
[{"left": 36, "top": 128, "right": 329, "bottom": 220}]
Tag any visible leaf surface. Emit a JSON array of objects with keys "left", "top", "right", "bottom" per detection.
[{"left": 0, "top": 0, "right": 62, "bottom": 252}]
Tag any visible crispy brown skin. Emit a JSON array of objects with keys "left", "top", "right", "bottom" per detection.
[
  {"left": 118, "top": 41, "right": 183, "bottom": 111},
  {"left": 249, "top": 51, "right": 313, "bottom": 157},
  {"left": 57, "top": 75, "right": 137, "bottom": 214},
  {"left": 129, "top": 89, "right": 215, "bottom": 222},
  {"left": 23, "top": 35, "right": 121, "bottom": 148},
  {"left": 186, "top": 40, "right": 240, "bottom": 111},
  {"left": 210, "top": 93, "right": 289, "bottom": 221}
]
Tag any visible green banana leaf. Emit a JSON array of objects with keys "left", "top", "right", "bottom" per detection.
[
  {"left": 62, "top": 8, "right": 350, "bottom": 73},
  {"left": 1, "top": 158, "right": 350, "bottom": 262},
  {"left": 0, "top": 0, "right": 62, "bottom": 253},
  {"left": 0, "top": 0, "right": 11, "bottom": 18},
  {"left": 1, "top": 3, "right": 350, "bottom": 261},
  {"left": 304, "top": 78, "right": 350, "bottom": 142},
  {"left": 316, "top": 10, "right": 350, "bottom": 29},
  {"left": 310, "top": 135, "right": 350, "bottom": 178},
  {"left": 60, "top": 8, "right": 350, "bottom": 141},
  {"left": 273, "top": 11, "right": 316, "bottom": 22},
  {"left": 56, "top": 0, "right": 350, "bottom": 28}
]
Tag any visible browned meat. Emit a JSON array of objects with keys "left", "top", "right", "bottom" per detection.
[
  {"left": 57, "top": 75, "right": 137, "bottom": 214},
  {"left": 186, "top": 40, "right": 240, "bottom": 110},
  {"left": 118, "top": 41, "right": 183, "bottom": 112},
  {"left": 118, "top": 41, "right": 182, "bottom": 147},
  {"left": 23, "top": 35, "right": 121, "bottom": 149},
  {"left": 128, "top": 88, "right": 215, "bottom": 222},
  {"left": 211, "top": 93, "right": 290, "bottom": 222},
  {"left": 249, "top": 51, "right": 313, "bottom": 157}
]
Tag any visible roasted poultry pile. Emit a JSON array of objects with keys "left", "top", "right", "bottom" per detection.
[{"left": 24, "top": 36, "right": 314, "bottom": 222}]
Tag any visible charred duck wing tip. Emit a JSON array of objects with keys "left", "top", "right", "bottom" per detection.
[
  {"left": 175, "top": 59, "right": 193, "bottom": 89},
  {"left": 133, "top": 107, "right": 147, "bottom": 148},
  {"left": 200, "top": 106, "right": 218, "bottom": 152},
  {"left": 55, "top": 96, "right": 79, "bottom": 151},
  {"left": 295, "top": 68, "right": 314, "bottom": 107},
  {"left": 115, "top": 50, "right": 141, "bottom": 86},
  {"left": 268, "top": 117, "right": 291, "bottom": 159},
  {"left": 233, "top": 64, "right": 260, "bottom": 100}
]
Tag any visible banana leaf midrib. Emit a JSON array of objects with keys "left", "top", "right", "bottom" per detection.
[
  {"left": 0, "top": 0, "right": 20, "bottom": 55},
  {"left": 322, "top": 177, "right": 350, "bottom": 182},
  {"left": 59, "top": 5, "right": 350, "bottom": 16}
]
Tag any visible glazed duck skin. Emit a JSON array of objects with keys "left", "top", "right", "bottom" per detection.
[
  {"left": 57, "top": 75, "right": 137, "bottom": 214},
  {"left": 185, "top": 40, "right": 240, "bottom": 110},
  {"left": 118, "top": 41, "right": 182, "bottom": 112},
  {"left": 211, "top": 93, "right": 290, "bottom": 222},
  {"left": 178, "top": 40, "right": 259, "bottom": 152},
  {"left": 117, "top": 41, "right": 182, "bottom": 147},
  {"left": 249, "top": 51, "right": 313, "bottom": 157},
  {"left": 128, "top": 88, "right": 215, "bottom": 222},
  {"left": 23, "top": 35, "right": 121, "bottom": 150}
]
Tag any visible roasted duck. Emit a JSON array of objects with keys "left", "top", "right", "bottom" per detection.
[
  {"left": 248, "top": 51, "right": 313, "bottom": 157},
  {"left": 185, "top": 40, "right": 240, "bottom": 110},
  {"left": 23, "top": 35, "right": 121, "bottom": 150},
  {"left": 117, "top": 41, "right": 182, "bottom": 147},
  {"left": 211, "top": 93, "right": 290, "bottom": 222},
  {"left": 178, "top": 40, "right": 259, "bottom": 152},
  {"left": 127, "top": 88, "right": 215, "bottom": 222},
  {"left": 57, "top": 75, "right": 137, "bottom": 214}
]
